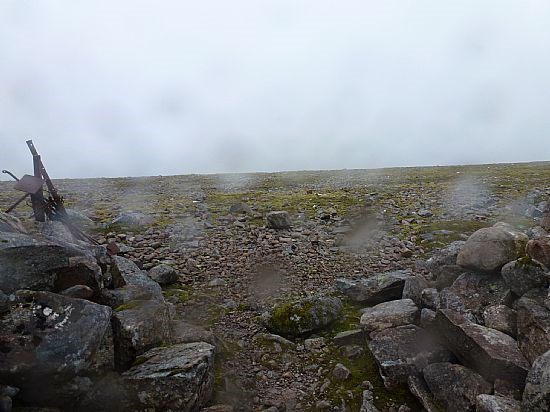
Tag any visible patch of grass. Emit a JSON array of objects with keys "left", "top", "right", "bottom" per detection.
[{"left": 114, "top": 300, "right": 140, "bottom": 312}]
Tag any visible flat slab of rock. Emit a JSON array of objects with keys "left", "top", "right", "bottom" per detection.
[
  {"left": 122, "top": 342, "right": 215, "bottom": 412},
  {"left": 423, "top": 362, "right": 492, "bottom": 411},
  {"left": 335, "top": 270, "right": 412, "bottom": 305},
  {"left": 516, "top": 289, "right": 550, "bottom": 364},
  {"left": 262, "top": 295, "right": 342, "bottom": 338},
  {"left": 522, "top": 349, "right": 550, "bottom": 412},
  {"left": 111, "top": 299, "right": 173, "bottom": 370},
  {"left": 360, "top": 299, "right": 419, "bottom": 333},
  {"left": 483, "top": 305, "right": 517, "bottom": 338},
  {"left": 408, "top": 375, "right": 442, "bottom": 412},
  {"left": 476, "top": 394, "right": 520, "bottom": 412},
  {"left": 0, "top": 291, "right": 113, "bottom": 405},
  {"left": 368, "top": 324, "right": 454, "bottom": 389},
  {"left": 435, "top": 309, "right": 530, "bottom": 386},
  {"left": 457, "top": 223, "right": 528, "bottom": 273}
]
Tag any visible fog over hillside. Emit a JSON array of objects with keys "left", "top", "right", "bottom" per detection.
[{"left": 1, "top": 1, "right": 549, "bottom": 179}]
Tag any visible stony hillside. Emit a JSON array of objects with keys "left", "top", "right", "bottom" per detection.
[{"left": 1, "top": 162, "right": 550, "bottom": 411}]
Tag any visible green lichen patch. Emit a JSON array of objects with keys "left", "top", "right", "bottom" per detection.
[{"left": 114, "top": 300, "right": 140, "bottom": 312}]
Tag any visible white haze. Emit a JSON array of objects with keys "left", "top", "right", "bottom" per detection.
[{"left": 1, "top": 1, "right": 550, "bottom": 180}]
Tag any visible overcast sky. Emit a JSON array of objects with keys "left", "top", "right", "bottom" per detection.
[{"left": 1, "top": 1, "right": 549, "bottom": 180}]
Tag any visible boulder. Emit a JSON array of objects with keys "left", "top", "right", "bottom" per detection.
[
  {"left": 515, "top": 289, "right": 550, "bottom": 364},
  {"left": 483, "top": 305, "right": 517, "bottom": 338},
  {"left": 148, "top": 264, "right": 177, "bottom": 286},
  {"left": 367, "top": 324, "right": 454, "bottom": 389},
  {"left": 408, "top": 375, "right": 442, "bottom": 412},
  {"left": 0, "top": 232, "right": 101, "bottom": 294},
  {"left": 420, "top": 288, "right": 440, "bottom": 310},
  {"left": 526, "top": 237, "right": 550, "bottom": 267},
  {"left": 501, "top": 258, "right": 548, "bottom": 297},
  {"left": 420, "top": 308, "right": 436, "bottom": 329},
  {"left": 435, "top": 309, "right": 529, "bottom": 385},
  {"left": 434, "top": 264, "right": 464, "bottom": 290},
  {"left": 438, "top": 272, "right": 509, "bottom": 323},
  {"left": 38, "top": 220, "right": 79, "bottom": 244},
  {"left": 457, "top": 223, "right": 528, "bottom": 272},
  {"left": 229, "top": 203, "right": 252, "bottom": 214},
  {"left": 0, "top": 212, "right": 26, "bottom": 233},
  {"left": 401, "top": 276, "right": 428, "bottom": 306},
  {"left": 110, "top": 212, "right": 154, "bottom": 230},
  {"left": 426, "top": 241, "right": 465, "bottom": 277},
  {"left": 0, "top": 291, "right": 113, "bottom": 406},
  {"left": 360, "top": 299, "right": 419, "bottom": 333},
  {"left": 100, "top": 256, "right": 164, "bottom": 308},
  {"left": 423, "top": 362, "right": 492, "bottom": 411},
  {"left": 171, "top": 320, "right": 217, "bottom": 347},
  {"left": 60, "top": 284, "right": 95, "bottom": 300},
  {"left": 359, "top": 389, "right": 380, "bottom": 412},
  {"left": 65, "top": 209, "right": 96, "bottom": 230},
  {"left": 262, "top": 296, "right": 342, "bottom": 338},
  {"left": 265, "top": 211, "right": 291, "bottom": 229},
  {"left": 121, "top": 342, "right": 215, "bottom": 411},
  {"left": 335, "top": 270, "right": 412, "bottom": 305},
  {"left": 476, "top": 394, "right": 520, "bottom": 412},
  {"left": 111, "top": 299, "right": 173, "bottom": 370},
  {"left": 522, "top": 349, "right": 550, "bottom": 411},
  {"left": 333, "top": 329, "right": 365, "bottom": 347}
]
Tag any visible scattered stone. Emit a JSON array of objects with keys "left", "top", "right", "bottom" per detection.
[
  {"left": 476, "top": 394, "right": 521, "bottom": 412},
  {"left": 501, "top": 258, "right": 548, "bottom": 297},
  {"left": 121, "top": 342, "right": 215, "bottom": 411},
  {"left": 435, "top": 309, "right": 530, "bottom": 385},
  {"left": 522, "top": 349, "right": 550, "bottom": 412},
  {"left": 483, "top": 305, "right": 517, "bottom": 338},
  {"left": 111, "top": 299, "right": 173, "bottom": 370},
  {"left": 420, "top": 308, "right": 436, "bottom": 329},
  {"left": 515, "top": 289, "right": 550, "bottom": 364},
  {"left": 340, "top": 344, "right": 364, "bottom": 358},
  {"left": 335, "top": 270, "right": 412, "bottom": 305},
  {"left": 332, "top": 363, "right": 351, "bottom": 380},
  {"left": 229, "top": 203, "right": 252, "bottom": 214},
  {"left": 457, "top": 223, "right": 528, "bottom": 272},
  {"left": 423, "top": 362, "right": 492, "bottom": 411},
  {"left": 110, "top": 211, "right": 154, "bottom": 230},
  {"left": 420, "top": 288, "right": 439, "bottom": 310},
  {"left": 148, "top": 264, "right": 177, "bottom": 286},
  {"left": 359, "top": 389, "right": 380, "bottom": 412},
  {"left": 368, "top": 324, "right": 454, "bottom": 388},
  {"left": 360, "top": 299, "right": 419, "bottom": 333},
  {"left": 208, "top": 278, "right": 227, "bottom": 287},
  {"left": 426, "top": 241, "right": 465, "bottom": 276},
  {"left": 266, "top": 211, "right": 291, "bottom": 229},
  {"left": 262, "top": 295, "right": 342, "bottom": 338},
  {"left": 304, "top": 337, "right": 326, "bottom": 351},
  {"left": 434, "top": 265, "right": 464, "bottom": 290},
  {"left": 417, "top": 209, "right": 433, "bottom": 217}
]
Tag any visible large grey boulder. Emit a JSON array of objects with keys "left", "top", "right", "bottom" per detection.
[
  {"left": 439, "top": 272, "right": 509, "bottom": 323},
  {"left": 435, "top": 309, "right": 530, "bottom": 386},
  {"left": 111, "top": 299, "right": 173, "bottom": 370},
  {"left": 476, "top": 394, "right": 520, "bottom": 412},
  {"left": 335, "top": 270, "right": 412, "bottom": 305},
  {"left": 360, "top": 299, "right": 419, "bottom": 333},
  {"left": 262, "top": 295, "right": 342, "bottom": 338},
  {"left": 408, "top": 375, "right": 443, "bottom": 412},
  {"left": 526, "top": 237, "right": 550, "bottom": 267},
  {"left": 0, "top": 290, "right": 113, "bottom": 406},
  {"left": 515, "top": 289, "right": 550, "bottom": 364},
  {"left": 110, "top": 211, "right": 154, "bottom": 230},
  {"left": 457, "top": 223, "right": 528, "bottom": 272},
  {"left": 148, "top": 264, "right": 177, "bottom": 286},
  {"left": 121, "top": 342, "right": 215, "bottom": 412},
  {"left": 426, "top": 240, "right": 465, "bottom": 275},
  {"left": 0, "top": 212, "right": 26, "bottom": 233},
  {"left": 266, "top": 211, "right": 291, "bottom": 229},
  {"left": 522, "top": 349, "right": 550, "bottom": 412},
  {"left": 423, "top": 362, "right": 491, "bottom": 411},
  {"left": 0, "top": 231, "right": 102, "bottom": 294},
  {"left": 367, "top": 324, "right": 454, "bottom": 389},
  {"left": 501, "top": 258, "right": 548, "bottom": 297}
]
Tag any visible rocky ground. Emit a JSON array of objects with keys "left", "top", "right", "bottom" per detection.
[{"left": 1, "top": 162, "right": 550, "bottom": 411}]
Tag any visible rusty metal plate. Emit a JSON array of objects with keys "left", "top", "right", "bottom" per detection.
[{"left": 14, "top": 174, "right": 44, "bottom": 194}]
